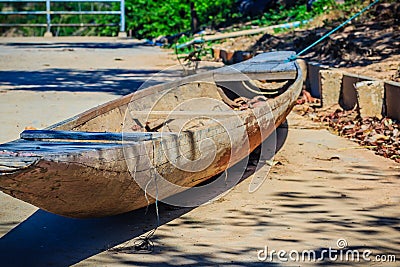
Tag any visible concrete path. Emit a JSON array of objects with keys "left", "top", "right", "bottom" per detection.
[
  {"left": 0, "top": 37, "right": 181, "bottom": 144},
  {"left": 0, "top": 38, "right": 399, "bottom": 266}
]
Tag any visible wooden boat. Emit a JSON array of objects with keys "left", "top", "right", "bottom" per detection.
[{"left": 0, "top": 51, "right": 303, "bottom": 218}]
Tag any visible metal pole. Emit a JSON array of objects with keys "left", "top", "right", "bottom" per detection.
[
  {"left": 118, "top": 0, "right": 126, "bottom": 37},
  {"left": 44, "top": 0, "right": 53, "bottom": 36}
]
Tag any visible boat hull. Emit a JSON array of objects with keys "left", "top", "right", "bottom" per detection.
[{"left": 0, "top": 52, "right": 302, "bottom": 218}]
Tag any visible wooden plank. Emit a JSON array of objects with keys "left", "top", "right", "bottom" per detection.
[
  {"left": 0, "top": 156, "right": 40, "bottom": 164},
  {"left": 247, "top": 51, "right": 295, "bottom": 63},
  {"left": 0, "top": 166, "right": 18, "bottom": 172},
  {"left": 20, "top": 130, "right": 173, "bottom": 142},
  {"left": 129, "top": 110, "right": 242, "bottom": 120},
  {"left": 0, "top": 140, "right": 124, "bottom": 154},
  {"left": 213, "top": 60, "right": 297, "bottom": 82},
  {"left": 0, "top": 160, "right": 37, "bottom": 168},
  {"left": 0, "top": 155, "right": 41, "bottom": 172},
  {"left": 214, "top": 71, "right": 296, "bottom": 82},
  {"left": 176, "top": 21, "right": 307, "bottom": 49},
  {"left": 201, "top": 22, "right": 302, "bottom": 41}
]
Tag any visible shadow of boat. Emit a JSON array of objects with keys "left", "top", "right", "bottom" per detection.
[{"left": 0, "top": 123, "right": 288, "bottom": 266}]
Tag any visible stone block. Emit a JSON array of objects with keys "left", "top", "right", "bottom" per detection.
[
  {"left": 354, "top": 81, "right": 384, "bottom": 118},
  {"left": 384, "top": 81, "right": 400, "bottom": 120},
  {"left": 320, "top": 70, "right": 343, "bottom": 107}
]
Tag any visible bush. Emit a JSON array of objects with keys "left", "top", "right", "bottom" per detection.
[{"left": 98, "top": 0, "right": 237, "bottom": 39}]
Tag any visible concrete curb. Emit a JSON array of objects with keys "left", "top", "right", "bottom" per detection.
[
  {"left": 208, "top": 50, "right": 399, "bottom": 120},
  {"left": 306, "top": 62, "right": 400, "bottom": 120}
]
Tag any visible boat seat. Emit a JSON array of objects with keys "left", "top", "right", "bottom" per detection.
[
  {"left": 20, "top": 130, "right": 173, "bottom": 142},
  {"left": 213, "top": 56, "right": 297, "bottom": 82},
  {"left": 129, "top": 110, "right": 242, "bottom": 119}
]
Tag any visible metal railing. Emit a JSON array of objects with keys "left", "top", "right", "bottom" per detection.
[{"left": 0, "top": 0, "right": 125, "bottom": 36}]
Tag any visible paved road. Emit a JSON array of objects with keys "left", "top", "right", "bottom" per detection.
[{"left": 0, "top": 37, "right": 181, "bottom": 144}]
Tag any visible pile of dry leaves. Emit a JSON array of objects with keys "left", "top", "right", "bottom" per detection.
[{"left": 295, "top": 103, "right": 400, "bottom": 163}]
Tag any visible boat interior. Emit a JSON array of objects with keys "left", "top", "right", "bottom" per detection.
[
  {"left": 57, "top": 78, "right": 294, "bottom": 135},
  {"left": 0, "top": 52, "right": 299, "bottom": 172}
]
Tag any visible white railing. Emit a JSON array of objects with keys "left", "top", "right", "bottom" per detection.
[{"left": 0, "top": 0, "right": 125, "bottom": 36}]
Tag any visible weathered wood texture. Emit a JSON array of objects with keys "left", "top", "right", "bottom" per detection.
[
  {"left": 215, "top": 51, "right": 296, "bottom": 81},
  {"left": 0, "top": 52, "right": 302, "bottom": 218},
  {"left": 20, "top": 130, "right": 174, "bottom": 142},
  {"left": 214, "top": 61, "right": 296, "bottom": 81},
  {"left": 0, "top": 155, "right": 40, "bottom": 172}
]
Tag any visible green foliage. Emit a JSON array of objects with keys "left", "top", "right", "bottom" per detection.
[
  {"left": 174, "top": 0, "right": 363, "bottom": 58},
  {"left": 97, "top": 0, "right": 238, "bottom": 39},
  {"left": 0, "top": 0, "right": 370, "bottom": 37},
  {"left": 126, "top": 0, "right": 190, "bottom": 38},
  {"left": 260, "top": 0, "right": 334, "bottom": 26}
]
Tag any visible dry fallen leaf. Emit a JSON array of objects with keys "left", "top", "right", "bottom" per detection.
[
  {"left": 24, "top": 126, "right": 37, "bottom": 130},
  {"left": 295, "top": 102, "right": 400, "bottom": 163}
]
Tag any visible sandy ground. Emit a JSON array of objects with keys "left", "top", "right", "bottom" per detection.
[{"left": 0, "top": 38, "right": 399, "bottom": 266}]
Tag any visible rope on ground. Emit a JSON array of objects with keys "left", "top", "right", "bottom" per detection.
[
  {"left": 132, "top": 167, "right": 160, "bottom": 253},
  {"left": 108, "top": 167, "right": 160, "bottom": 254},
  {"left": 288, "top": 0, "right": 381, "bottom": 62}
]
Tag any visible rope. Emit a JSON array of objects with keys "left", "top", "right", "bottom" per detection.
[
  {"left": 132, "top": 168, "right": 160, "bottom": 253},
  {"left": 109, "top": 167, "right": 160, "bottom": 254},
  {"left": 288, "top": 0, "right": 380, "bottom": 61}
]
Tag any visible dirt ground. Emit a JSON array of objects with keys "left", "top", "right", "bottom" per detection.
[{"left": 0, "top": 37, "right": 399, "bottom": 266}]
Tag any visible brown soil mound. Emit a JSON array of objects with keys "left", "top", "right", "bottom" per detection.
[{"left": 248, "top": 2, "right": 400, "bottom": 81}]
